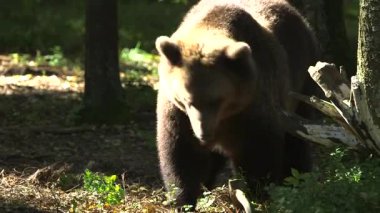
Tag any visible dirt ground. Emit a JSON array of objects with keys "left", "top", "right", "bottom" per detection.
[{"left": 0, "top": 72, "right": 167, "bottom": 212}]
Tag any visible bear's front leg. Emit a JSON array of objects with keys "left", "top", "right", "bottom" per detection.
[
  {"left": 230, "top": 115, "right": 286, "bottom": 198},
  {"left": 156, "top": 93, "right": 223, "bottom": 209}
]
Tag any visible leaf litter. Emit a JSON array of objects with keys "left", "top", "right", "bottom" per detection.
[{"left": 0, "top": 55, "right": 237, "bottom": 212}]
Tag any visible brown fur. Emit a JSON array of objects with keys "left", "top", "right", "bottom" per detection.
[{"left": 156, "top": 0, "right": 318, "bottom": 208}]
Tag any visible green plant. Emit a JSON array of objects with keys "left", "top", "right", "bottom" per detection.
[
  {"left": 196, "top": 191, "right": 216, "bottom": 211},
  {"left": 268, "top": 148, "right": 380, "bottom": 213},
  {"left": 58, "top": 173, "right": 81, "bottom": 191},
  {"left": 120, "top": 43, "right": 155, "bottom": 65},
  {"left": 162, "top": 184, "right": 179, "bottom": 207},
  {"left": 83, "top": 169, "right": 125, "bottom": 206},
  {"left": 120, "top": 43, "right": 159, "bottom": 86},
  {"left": 10, "top": 53, "right": 31, "bottom": 65},
  {"left": 120, "top": 43, "right": 159, "bottom": 73},
  {"left": 8, "top": 47, "right": 78, "bottom": 74},
  {"left": 283, "top": 168, "right": 312, "bottom": 188},
  {"left": 39, "top": 46, "right": 67, "bottom": 67}
]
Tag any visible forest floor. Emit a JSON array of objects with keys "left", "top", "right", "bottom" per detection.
[
  {"left": 0, "top": 56, "right": 236, "bottom": 212},
  {"left": 2, "top": 52, "right": 378, "bottom": 212}
]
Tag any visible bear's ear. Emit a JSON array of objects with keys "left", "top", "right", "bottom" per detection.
[
  {"left": 224, "top": 42, "right": 256, "bottom": 78},
  {"left": 155, "top": 36, "right": 182, "bottom": 66},
  {"left": 225, "top": 42, "right": 251, "bottom": 61}
]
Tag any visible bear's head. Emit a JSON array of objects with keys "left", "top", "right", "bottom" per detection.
[{"left": 156, "top": 35, "right": 257, "bottom": 143}]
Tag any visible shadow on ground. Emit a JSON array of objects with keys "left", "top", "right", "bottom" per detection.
[
  {"left": 0, "top": 198, "right": 47, "bottom": 213},
  {"left": 0, "top": 85, "right": 160, "bottom": 187}
]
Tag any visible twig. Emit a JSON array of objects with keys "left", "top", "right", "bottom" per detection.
[{"left": 228, "top": 179, "right": 252, "bottom": 213}]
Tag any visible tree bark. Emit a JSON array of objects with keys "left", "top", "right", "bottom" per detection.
[
  {"left": 82, "top": 0, "right": 125, "bottom": 123},
  {"left": 354, "top": 0, "right": 380, "bottom": 151},
  {"left": 357, "top": 0, "right": 380, "bottom": 130}
]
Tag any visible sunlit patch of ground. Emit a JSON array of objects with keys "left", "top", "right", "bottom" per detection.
[
  {"left": 0, "top": 55, "right": 238, "bottom": 212},
  {"left": 0, "top": 168, "right": 171, "bottom": 212},
  {"left": 0, "top": 75, "right": 83, "bottom": 95}
]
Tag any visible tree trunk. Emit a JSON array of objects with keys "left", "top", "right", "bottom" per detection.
[
  {"left": 356, "top": 0, "right": 380, "bottom": 144},
  {"left": 284, "top": 0, "right": 380, "bottom": 155},
  {"left": 289, "top": 0, "right": 354, "bottom": 75},
  {"left": 324, "top": 0, "right": 354, "bottom": 75},
  {"left": 82, "top": 0, "right": 125, "bottom": 123}
]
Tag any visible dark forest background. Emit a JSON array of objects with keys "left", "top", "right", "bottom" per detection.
[{"left": 0, "top": 0, "right": 359, "bottom": 64}]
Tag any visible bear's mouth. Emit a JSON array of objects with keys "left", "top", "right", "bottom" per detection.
[{"left": 196, "top": 133, "right": 216, "bottom": 145}]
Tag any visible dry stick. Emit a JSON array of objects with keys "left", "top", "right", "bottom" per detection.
[
  {"left": 235, "top": 189, "right": 252, "bottom": 213},
  {"left": 306, "top": 61, "right": 380, "bottom": 155},
  {"left": 288, "top": 92, "right": 360, "bottom": 147},
  {"left": 281, "top": 110, "right": 358, "bottom": 147},
  {"left": 228, "top": 179, "right": 252, "bottom": 213},
  {"left": 289, "top": 92, "right": 354, "bottom": 132}
]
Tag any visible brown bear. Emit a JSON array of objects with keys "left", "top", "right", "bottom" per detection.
[{"left": 155, "top": 0, "right": 319, "bottom": 208}]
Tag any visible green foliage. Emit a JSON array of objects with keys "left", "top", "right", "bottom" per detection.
[
  {"left": 283, "top": 168, "right": 312, "bottom": 187},
  {"left": 120, "top": 43, "right": 159, "bottom": 88},
  {"left": 121, "top": 43, "right": 154, "bottom": 65},
  {"left": 83, "top": 169, "right": 125, "bottom": 206},
  {"left": 9, "top": 53, "right": 31, "bottom": 66},
  {"left": 120, "top": 43, "right": 159, "bottom": 76},
  {"left": 36, "top": 46, "right": 67, "bottom": 67},
  {"left": 0, "top": 0, "right": 190, "bottom": 57},
  {"left": 162, "top": 184, "right": 179, "bottom": 207},
  {"left": 268, "top": 148, "right": 380, "bottom": 213},
  {"left": 196, "top": 191, "right": 217, "bottom": 211},
  {"left": 9, "top": 46, "right": 78, "bottom": 71},
  {"left": 0, "top": 0, "right": 85, "bottom": 57},
  {"left": 58, "top": 173, "right": 81, "bottom": 191},
  {"left": 162, "top": 185, "right": 235, "bottom": 212},
  {"left": 121, "top": 43, "right": 158, "bottom": 64}
]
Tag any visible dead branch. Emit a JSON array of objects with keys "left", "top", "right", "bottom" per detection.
[
  {"left": 281, "top": 111, "right": 359, "bottom": 148},
  {"left": 289, "top": 61, "right": 380, "bottom": 155},
  {"left": 26, "top": 163, "right": 71, "bottom": 184}
]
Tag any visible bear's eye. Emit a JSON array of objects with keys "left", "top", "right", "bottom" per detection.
[{"left": 187, "top": 98, "right": 221, "bottom": 110}]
